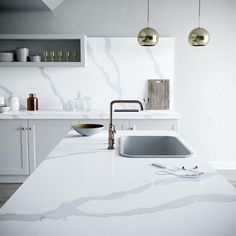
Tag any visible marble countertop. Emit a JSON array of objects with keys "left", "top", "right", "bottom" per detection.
[
  {"left": 0, "top": 130, "right": 236, "bottom": 236},
  {"left": 0, "top": 109, "right": 181, "bottom": 120}
]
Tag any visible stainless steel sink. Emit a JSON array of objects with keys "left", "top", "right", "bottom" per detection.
[{"left": 119, "top": 136, "right": 193, "bottom": 158}]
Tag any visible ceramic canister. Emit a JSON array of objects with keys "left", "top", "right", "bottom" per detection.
[
  {"left": 16, "top": 48, "right": 29, "bottom": 62},
  {"left": 9, "top": 95, "right": 20, "bottom": 111}
]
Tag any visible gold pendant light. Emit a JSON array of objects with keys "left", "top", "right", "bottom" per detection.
[
  {"left": 138, "top": 0, "right": 159, "bottom": 46},
  {"left": 188, "top": 0, "right": 210, "bottom": 46}
]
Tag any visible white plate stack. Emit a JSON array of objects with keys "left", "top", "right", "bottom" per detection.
[{"left": 0, "top": 52, "right": 14, "bottom": 62}]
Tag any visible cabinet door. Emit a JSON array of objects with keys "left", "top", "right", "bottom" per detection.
[
  {"left": 0, "top": 120, "right": 29, "bottom": 175},
  {"left": 28, "top": 119, "right": 77, "bottom": 171}
]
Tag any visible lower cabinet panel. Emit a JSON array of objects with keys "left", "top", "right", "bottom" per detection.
[
  {"left": 0, "top": 119, "right": 77, "bottom": 183},
  {"left": 0, "top": 120, "right": 29, "bottom": 176},
  {"left": 28, "top": 119, "right": 77, "bottom": 171}
]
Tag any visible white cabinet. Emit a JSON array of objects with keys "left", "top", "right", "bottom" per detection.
[
  {"left": 0, "top": 119, "right": 77, "bottom": 183},
  {"left": 80, "top": 119, "right": 179, "bottom": 133},
  {"left": 0, "top": 117, "right": 180, "bottom": 183},
  {"left": 0, "top": 120, "right": 29, "bottom": 176},
  {"left": 28, "top": 119, "right": 77, "bottom": 170},
  {"left": 129, "top": 119, "right": 179, "bottom": 133}
]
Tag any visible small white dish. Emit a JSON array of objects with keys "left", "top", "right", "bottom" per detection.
[
  {"left": 0, "top": 106, "right": 11, "bottom": 113},
  {"left": 30, "top": 55, "right": 41, "bottom": 62},
  {"left": 72, "top": 124, "right": 104, "bottom": 136}
]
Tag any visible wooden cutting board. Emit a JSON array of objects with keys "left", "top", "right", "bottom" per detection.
[{"left": 147, "top": 79, "right": 170, "bottom": 110}]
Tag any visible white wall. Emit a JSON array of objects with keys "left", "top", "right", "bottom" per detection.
[
  {"left": 0, "top": 0, "right": 236, "bottom": 165},
  {"left": 0, "top": 37, "right": 174, "bottom": 110}
]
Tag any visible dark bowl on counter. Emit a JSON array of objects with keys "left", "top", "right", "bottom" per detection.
[{"left": 72, "top": 124, "right": 104, "bottom": 136}]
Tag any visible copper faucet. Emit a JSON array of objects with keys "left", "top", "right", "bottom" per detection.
[{"left": 108, "top": 100, "right": 144, "bottom": 149}]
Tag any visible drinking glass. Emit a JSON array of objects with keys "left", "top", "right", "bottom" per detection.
[
  {"left": 49, "top": 51, "right": 55, "bottom": 62},
  {"left": 65, "top": 51, "right": 70, "bottom": 62},
  {"left": 74, "top": 98, "right": 84, "bottom": 111},
  {"left": 71, "top": 51, "right": 78, "bottom": 62},
  {"left": 84, "top": 96, "right": 91, "bottom": 111},
  {"left": 57, "top": 50, "right": 63, "bottom": 62},
  {"left": 43, "top": 51, "right": 49, "bottom": 62}
]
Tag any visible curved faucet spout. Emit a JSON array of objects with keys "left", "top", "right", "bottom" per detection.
[{"left": 108, "top": 100, "right": 143, "bottom": 149}]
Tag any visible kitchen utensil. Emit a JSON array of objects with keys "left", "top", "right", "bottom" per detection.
[
  {"left": 148, "top": 79, "right": 169, "bottom": 110},
  {"left": 72, "top": 124, "right": 104, "bottom": 136},
  {"left": 16, "top": 48, "right": 29, "bottom": 62},
  {"left": 0, "top": 52, "right": 14, "bottom": 62}
]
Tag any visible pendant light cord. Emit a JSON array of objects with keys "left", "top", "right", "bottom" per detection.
[
  {"left": 147, "top": 0, "right": 150, "bottom": 27},
  {"left": 198, "top": 0, "right": 201, "bottom": 27}
]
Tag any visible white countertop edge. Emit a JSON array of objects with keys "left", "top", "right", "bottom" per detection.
[
  {"left": 1, "top": 130, "right": 236, "bottom": 236},
  {"left": 0, "top": 110, "right": 182, "bottom": 120}
]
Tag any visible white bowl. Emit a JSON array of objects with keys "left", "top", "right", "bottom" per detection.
[
  {"left": 30, "top": 55, "right": 41, "bottom": 62},
  {"left": 0, "top": 106, "right": 11, "bottom": 113},
  {"left": 72, "top": 124, "right": 104, "bottom": 136}
]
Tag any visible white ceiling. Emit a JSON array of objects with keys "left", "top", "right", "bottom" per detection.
[{"left": 0, "top": 0, "right": 65, "bottom": 11}]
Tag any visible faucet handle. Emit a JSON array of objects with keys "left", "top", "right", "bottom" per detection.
[{"left": 113, "top": 125, "right": 116, "bottom": 133}]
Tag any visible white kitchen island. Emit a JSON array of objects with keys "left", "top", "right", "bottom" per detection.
[{"left": 0, "top": 130, "right": 236, "bottom": 236}]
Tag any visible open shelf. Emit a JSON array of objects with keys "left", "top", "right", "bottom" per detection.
[
  {"left": 0, "top": 34, "right": 87, "bottom": 67},
  {"left": 0, "top": 62, "right": 84, "bottom": 67}
]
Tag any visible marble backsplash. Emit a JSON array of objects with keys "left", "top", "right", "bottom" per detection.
[{"left": 0, "top": 37, "right": 174, "bottom": 110}]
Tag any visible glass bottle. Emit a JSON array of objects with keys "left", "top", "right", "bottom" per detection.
[{"left": 27, "top": 93, "right": 38, "bottom": 111}]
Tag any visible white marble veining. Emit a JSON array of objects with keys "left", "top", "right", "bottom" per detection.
[
  {"left": 0, "top": 109, "right": 181, "bottom": 120},
  {"left": 0, "top": 130, "right": 235, "bottom": 236},
  {"left": 0, "top": 37, "right": 174, "bottom": 110}
]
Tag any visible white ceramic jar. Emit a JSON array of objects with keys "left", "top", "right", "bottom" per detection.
[
  {"left": 16, "top": 48, "right": 29, "bottom": 62},
  {"left": 9, "top": 95, "right": 20, "bottom": 111}
]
